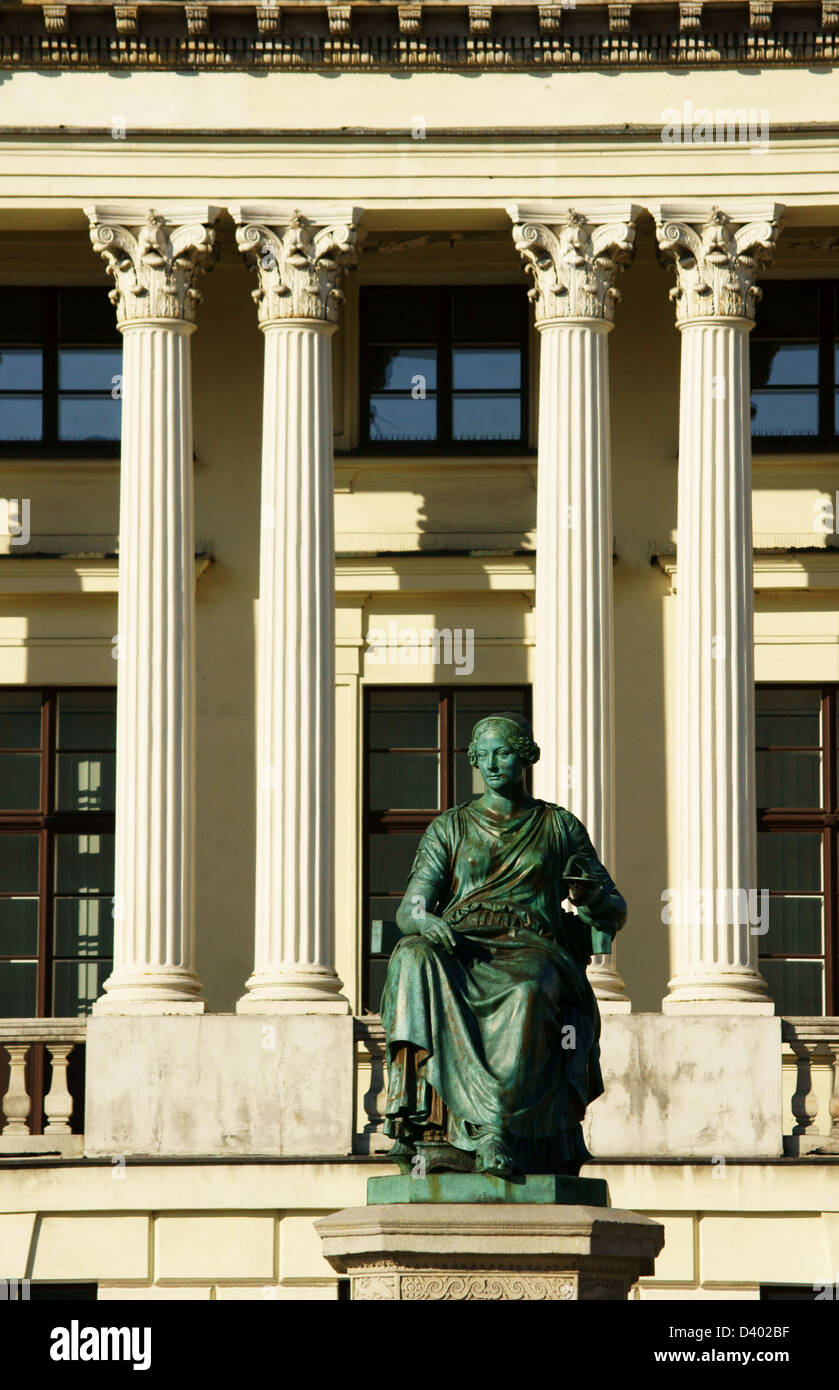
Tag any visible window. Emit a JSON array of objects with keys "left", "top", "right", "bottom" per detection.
[
  {"left": 0, "top": 688, "right": 116, "bottom": 1019},
  {"left": 0, "top": 288, "right": 122, "bottom": 456},
  {"left": 755, "top": 685, "right": 839, "bottom": 1015},
  {"left": 750, "top": 281, "right": 838, "bottom": 451},
  {"left": 359, "top": 286, "right": 529, "bottom": 451},
  {"left": 363, "top": 686, "right": 530, "bottom": 1009}
]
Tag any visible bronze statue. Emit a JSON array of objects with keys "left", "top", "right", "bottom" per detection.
[{"left": 380, "top": 712, "right": 626, "bottom": 1180}]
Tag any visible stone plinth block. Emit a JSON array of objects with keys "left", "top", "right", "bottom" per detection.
[
  {"left": 587, "top": 1014, "right": 783, "bottom": 1157},
  {"left": 316, "top": 1203, "right": 664, "bottom": 1300},
  {"left": 84, "top": 1014, "right": 354, "bottom": 1157}
]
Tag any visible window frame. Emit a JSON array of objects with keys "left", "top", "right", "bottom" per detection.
[
  {"left": 756, "top": 682, "right": 838, "bottom": 1014},
  {"left": 750, "top": 278, "right": 838, "bottom": 454},
  {"left": 361, "top": 683, "right": 532, "bottom": 1011},
  {"left": 0, "top": 686, "right": 116, "bottom": 1019},
  {"left": 0, "top": 287, "right": 122, "bottom": 459},
  {"left": 358, "top": 284, "right": 532, "bottom": 456}
]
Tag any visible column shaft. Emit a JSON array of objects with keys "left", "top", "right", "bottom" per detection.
[
  {"left": 534, "top": 321, "right": 628, "bottom": 1007},
  {"left": 100, "top": 321, "right": 203, "bottom": 1011},
  {"left": 665, "top": 319, "right": 770, "bottom": 1010},
  {"left": 239, "top": 320, "right": 346, "bottom": 1011}
]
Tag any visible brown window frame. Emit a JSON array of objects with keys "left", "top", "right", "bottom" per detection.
[
  {"left": 0, "top": 686, "right": 115, "bottom": 1136},
  {"left": 750, "top": 278, "right": 838, "bottom": 454},
  {"left": 361, "top": 684, "right": 531, "bottom": 1011},
  {"left": 756, "top": 682, "right": 838, "bottom": 1014}
]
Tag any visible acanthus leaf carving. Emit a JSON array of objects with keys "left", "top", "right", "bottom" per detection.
[
  {"left": 509, "top": 207, "right": 637, "bottom": 324},
  {"left": 86, "top": 206, "right": 219, "bottom": 325},
  {"left": 233, "top": 208, "right": 362, "bottom": 325},
  {"left": 655, "top": 205, "right": 781, "bottom": 323}
]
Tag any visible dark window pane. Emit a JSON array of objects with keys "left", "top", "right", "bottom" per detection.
[
  {"left": 367, "top": 957, "right": 390, "bottom": 1012},
  {"left": 453, "top": 393, "right": 521, "bottom": 441},
  {"left": 455, "top": 750, "right": 483, "bottom": 804},
  {"left": 756, "top": 688, "right": 821, "bottom": 746},
  {"left": 0, "top": 960, "right": 37, "bottom": 1016},
  {"left": 0, "top": 836, "right": 39, "bottom": 893},
  {"left": 760, "top": 959, "right": 823, "bottom": 1015},
  {"left": 754, "top": 282, "right": 819, "bottom": 340},
  {"left": 52, "top": 959, "right": 109, "bottom": 1016},
  {"left": 756, "top": 751, "right": 821, "bottom": 808},
  {"left": 57, "top": 691, "right": 116, "bottom": 751},
  {"left": 454, "top": 689, "right": 527, "bottom": 747},
  {"left": 0, "top": 754, "right": 41, "bottom": 811},
  {"left": 54, "top": 896, "right": 114, "bottom": 958},
  {"left": 751, "top": 342, "right": 818, "bottom": 388},
  {"left": 367, "top": 395, "right": 436, "bottom": 442},
  {"left": 760, "top": 896, "right": 823, "bottom": 956},
  {"left": 0, "top": 397, "right": 42, "bottom": 441},
  {"left": 453, "top": 347, "right": 521, "bottom": 391},
  {"left": 58, "top": 347, "right": 122, "bottom": 392},
  {"left": 58, "top": 289, "right": 120, "bottom": 344},
  {"left": 0, "top": 349, "right": 43, "bottom": 390},
  {"left": 0, "top": 897, "right": 39, "bottom": 955},
  {"left": 757, "top": 832, "right": 822, "bottom": 892},
  {"left": 452, "top": 287, "right": 523, "bottom": 341},
  {"left": 55, "top": 833, "right": 115, "bottom": 896},
  {"left": 369, "top": 752, "right": 439, "bottom": 810},
  {"left": 0, "top": 692, "right": 42, "bottom": 748},
  {"left": 751, "top": 390, "right": 819, "bottom": 437},
  {"left": 0, "top": 288, "right": 46, "bottom": 343},
  {"left": 368, "top": 895, "right": 404, "bottom": 923},
  {"left": 366, "top": 346, "right": 437, "bottom": 393},
  {"left": 362, "top": 289, "right": 438, "bottom": 341},
  {"left": 369, "top": 834, "right": 423, "bottom": 893},
  {"left": 56, "top": 753, "right": 115, "bottom": 813},
  {"left": 369, "top": 691, "right": 439, "bottom": 749},
  {"left": 58, "top": 395, "right": 121, "bottom": 442}
]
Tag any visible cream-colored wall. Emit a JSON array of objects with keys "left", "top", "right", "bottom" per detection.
[{"left": 1, "top": 1160, "right": 837, "bottom": 1299}]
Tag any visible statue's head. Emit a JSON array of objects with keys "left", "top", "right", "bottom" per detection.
[{"left": 467, "top": 712, "right": 540, "bottom": 795}]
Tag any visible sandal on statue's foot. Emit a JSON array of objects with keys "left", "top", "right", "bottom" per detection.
[{"left": 473, "top": 1130, "right": 516, "bottom": 1179}]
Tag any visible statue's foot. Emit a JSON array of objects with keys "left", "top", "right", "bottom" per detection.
[{"left": 473, "top": 1131, "right": 516, "bottom": 1179}]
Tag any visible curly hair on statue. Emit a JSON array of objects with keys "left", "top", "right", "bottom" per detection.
[{"left": 467, "top": 715, "right": 541, "bottom": 770}]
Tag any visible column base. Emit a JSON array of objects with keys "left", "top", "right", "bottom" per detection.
[
  {"left": 316, "top": 1201, "right": 665, "bottom": 1301},
  {"left": 663, "top": 971, "right": 774, "bottom": 1016},
  {"left": 92, "top": 969, "right": 206, "bottom": 1016},
  {"left": 236, "top": 969, "right": 350, "bottom": 1015}
]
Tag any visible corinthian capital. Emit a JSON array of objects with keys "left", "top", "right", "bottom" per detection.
[
  {"left": 85, "top": 204, "right": 221, "bottom": 326},
  {"left": 653, "top": 202, "right": 784, "bottom": 324},
  {"left": 230, "top": 204, "right": 363, "bottom": 325},
  {"left": 508, "top": 203, "right": 640, "bottom": 325}
]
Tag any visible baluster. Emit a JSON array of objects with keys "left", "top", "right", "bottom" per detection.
[
  {"left": 826, "top": 1042, "right": 839, "bottom": 1145},
  {"left": 790, "top": 1042, "right": 819, "bottom": 1137},
  {"left": 2, "top": 1045, "right": 32, "bottom": 1135},
  {"left": 43, "top": 1044, "right": 74, "bottom": 1134}
]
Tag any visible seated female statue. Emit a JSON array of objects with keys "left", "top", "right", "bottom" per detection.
[{"left": 380, "top": 711, "right": 626, "bottom": 1180}]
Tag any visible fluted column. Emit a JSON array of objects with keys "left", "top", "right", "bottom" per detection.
[
  {"left": 510, "top": 203, "right": 639, "bottom": 1009},
  {"left": 232, "top": 205, "right": 361, "bottom": 1013},
  {"left": 86, "top": 204, "right": 219, "bottom": 1013},
  {"left": 655, "top": 202, "right": 783, "bottom": 1013}
]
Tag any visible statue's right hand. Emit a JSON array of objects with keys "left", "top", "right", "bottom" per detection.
[{"left": 416, "top": 916, "right": 457, "bottom": 955}]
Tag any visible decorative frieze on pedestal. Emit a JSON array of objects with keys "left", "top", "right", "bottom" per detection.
[
  {"left": 653, "top": 202, "right": 783, "bottom": 1014},
  {"left": 231, "top": 205, "right": 362, "bottom": 1013},
  {"left": 86, "top": 203, "right": 220, "bottom": 1014},
  {"left": 509, "top": 203, "right": 640, "bottom": 1011}
]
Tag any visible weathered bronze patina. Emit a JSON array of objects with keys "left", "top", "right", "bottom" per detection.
[{"left": 381, "top": 712, "right": 626, "bottom": 1180}]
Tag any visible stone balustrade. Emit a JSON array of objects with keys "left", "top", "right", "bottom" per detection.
[
  {"left": 0, "top": 1020, "right": 86, "bottom": 1157},
  {"left": 782, "top": 1017, "right": 839, "bottom": 1156}
]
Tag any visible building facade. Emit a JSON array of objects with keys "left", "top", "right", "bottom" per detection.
[{"left": 1, "top": 0, "right": 839, "bottom": 1300}]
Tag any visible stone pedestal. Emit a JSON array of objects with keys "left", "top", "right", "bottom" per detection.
[{"left": 316, "top": 1200, "right": 664, "bottom": 1300}]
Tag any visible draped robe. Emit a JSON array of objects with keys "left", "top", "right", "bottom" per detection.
[{"left": 380, "top": 799, "right": 626, "bottom": 1173}]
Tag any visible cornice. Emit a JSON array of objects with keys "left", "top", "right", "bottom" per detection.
[{"left": 2, "top": 4, "right": 839, "bottom": 71}]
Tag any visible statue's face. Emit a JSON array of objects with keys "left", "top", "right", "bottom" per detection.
[{"left": 474, "top": 729, "right": 525, "bottom": 796}]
